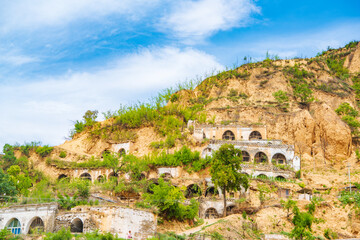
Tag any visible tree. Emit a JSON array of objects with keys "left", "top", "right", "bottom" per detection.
[
  {"left": 7, "top": 165, "right": 32, "bottom": 196},
  {"left": 0, "top": 169, "right": 18, "bottom": 199},
  {"left": 2, "top": 144, "right": 16, "bottom": 169},
  {"left": 143, "top": 178, "right": 199, "bottom": 221},
  {"left": 288, "top": 201, "right": 316, "bottom": 240},
  {"left": 293, "top": 84, "right": 314, "bottom": 104},
  {"left": 290, "top": 206, "right": 315, "bottom": 240},
  {"left": 210, "top": 144, "right": 249, "bottom": 217},
  {"left": 83, "top": 110, "right": 98, "bottom": 126}
]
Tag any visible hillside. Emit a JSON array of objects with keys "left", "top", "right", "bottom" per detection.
[
  {"left": 64, "top": 41, "right": 360, "bottom": 164},
  {"left": 3, "top": 41, "right": 360, "bottom": 239}
]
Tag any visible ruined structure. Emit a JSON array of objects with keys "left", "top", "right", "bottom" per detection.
[
  {"left": 0, "top": 203, "right": 156, "bottom": 239},
  {"left": 190, "top": 121, "right": 300, "bottom": 172}
]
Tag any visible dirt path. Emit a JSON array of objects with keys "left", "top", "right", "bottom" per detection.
[{"left": 177, "top": 219, "right": 220, "bottom": 236}]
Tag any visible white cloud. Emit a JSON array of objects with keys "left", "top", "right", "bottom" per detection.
[
  {"left": 159, "top": 0, "right": 260, "bottom": 42},
  {"left": 0, "top": 0, "right": 160, "bottom": 32},
  {"left": 0, "top": 46, "right": 223, "bottom": 149},
  {"left": 0, "top": 50, "right": 38, "bottom": 66}
]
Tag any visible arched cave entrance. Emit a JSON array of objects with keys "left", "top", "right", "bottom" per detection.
[
  {"left": 70, "top": 218, "right": 83, "bottom": 233},
  {"left": 80, "top": 172, "right": 92, "bottom": 181},
  {"left": 205, "top": 208, "right": 219, "bottom": 219},
  {"left": 205, "top": 186, "right": 219, "bottom": 197},
  {"left": 118, "top": 148, "right": 126, "bottom": 156},
  {"left": 272, "top": 153, "right": 286, "bottom": 165},
  {"left": 185, "top": 184, "right": 202, "bottom": 198},
  {"left": 254, "top": 152, "right": 268, "bottom": 163},
  {"left": 249, "top": 131, "right": 262, "bottom": 140},
  {"left": 97, "top": 175, "right": 105, "bottom": 182},
  {"left": 257, "top": 174, "right": 268, "bottom": 179},
  {"left": 28, "top": 217, "right": 44, "bottom": 234},
  {"left": 58, "top": 174, "right": 68, "bottom": 181},
  {"left": 222, "top": 130, "right": 235, "bottom": 140}
]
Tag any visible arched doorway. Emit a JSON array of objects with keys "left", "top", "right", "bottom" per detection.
[
  {"left": 205, "top": 208, "right": 219, "bottom": 219},
  {"left": 185, "top": 184, "right": 202, "bottom": 198},
  {"left": 108, "top": 172, "right": 119, "bottom": 179},
  {"left": 203, "top": 132, "right": 207, "bottom": 139},
  {"left": 80, "top": 172, "right": 92, "bottom": 181},
  {"left": 58, "top": 174, "right": 68, "bottom": 181},
  {"left": 118, "top": 148, "right": 126, "bottom": 156},
  {"left": 257, "top": 174, "right": 268, "bottom": 179},
  {"left": 7, "top": 218, "right": 21, "bottom": 234},
  {"left": 249, "top": 131, "right": 262, "bottom": 140},
  {"left": 202, "top": 147, "right": 212, "bottom": 158},
  {"left": 70, "top": 218, "right": 83, "bottom": 233},
  {"left": 275, "top": 176, "right": 286, "bottom": 181},
  {"left": 272, "top": 153, "right": 286, "bottom": 164},
  {"left": 222, "top": 130, "right": 235, "bottom": 140},
  {"left": 255, "top": 152, "right": 268, "bottom": 163},
  {"left": 97, "top": 175, "right": 105, "bottom": 183},
  {"left": 242, "top": 151, "right": 250, "bottom": 162},
  {"left": 226, "top": 205, "right": 235, "bottom": 216},
  {"left": 28, "top": 217, "right": 44, "bottom": 234},
  {"left": 161, "top": 172, "right": 172, "bottom": 179},
  {"left": 205, "top": 187, "right": 219, "bottom": 197}
]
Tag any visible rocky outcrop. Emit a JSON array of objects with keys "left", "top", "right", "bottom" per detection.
[{"left": 344, "top": 42, "right": 360, "bottom": 73}]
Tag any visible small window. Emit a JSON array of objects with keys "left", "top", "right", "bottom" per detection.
[
  {"left": 242, "top": 151, "right": 250, "bottom": 162},
  {"left": 7, "top": 218, "right": 21, "bottom": 235}
]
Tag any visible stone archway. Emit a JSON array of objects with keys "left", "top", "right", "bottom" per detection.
[
  {"left": 257, "top": 174, "right": 268, "bottom": 179},
  {"left": 205, "top": 186, "right": 218, "bottom": 197},
  {"left": 97, "top": 175, "right": 105, "bottom": 182},
  {"left": 108, "top": 172, "right": 119, "bottom": 179},
  {"left": 272, "top": 153, "right": 286, "bottom": 164},
  {"left": 28, "top": 217, "right": 44, "bottom": 234},
  {"left": 70, "top": 218, "right": 83, "bottom": 233},
  {"left": 255, "top": 152, "right": 268, "bottom": 163},
  {"left": 222, "top": 130, "right": 235, "bottom": 140},
  {"left": 7, "top": 218, "right": 21, "bottom": 234},
  {"left": 275, "top": 175, "right": 286, "bottom": 181},
  {"left": 118, "top": 148, "right": 126, "bottom": 156},
  {"left": 185, "top": 184, "right": 202, "bottom": 198},
  {"left": 249, "top": 131, "right": 262, "bottom": 140},
  {"left": 205, "top": 208, "right": 219, "bottom": 219},
  {"left": 80, "top": 172, "right": 92, "bottom": 181},
  {"left": 58, "top": 174, "right": 68, "bottom": 181}
]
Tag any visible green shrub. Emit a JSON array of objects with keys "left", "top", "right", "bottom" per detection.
[
  {"left": 335, "top": 102, "right": 358, "bottom": 117},
  {"left": 59, "top": 151, "right": 67, "bottom": 158},
  {"left": 0, "top": 228, "right": 22, "bottom": 240},
  {"left": 345, "top": 40, "right": 359, "bottom": 49},
  {"left": 36, "top": 145, "right": 54, "bottom": 157},
  {"left": 326, "top": 57, "right": 349, "bottom": 80},
  {"left": 324, "top": 228, "right": 338, "bottom": 239},
  {"left": 44, "top": 227, "right": 72, "bottom": 240},
  {"left": 273, "top": 90, "right": 289, "bottom": 103}
]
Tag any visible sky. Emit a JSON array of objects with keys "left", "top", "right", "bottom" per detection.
[{"left": 0, "top": 0, "right": 360, "bottom": 150}]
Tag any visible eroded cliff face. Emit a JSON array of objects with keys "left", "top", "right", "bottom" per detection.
[{"left": 204, "top": 102, "right": 352, "bottom": 161}]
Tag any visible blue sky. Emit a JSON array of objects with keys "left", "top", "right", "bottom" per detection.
[{"left": 0, "top": 0, "right": 360, "bottom": 149}]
